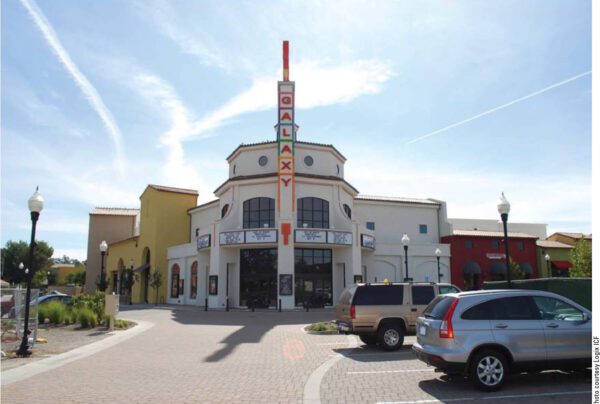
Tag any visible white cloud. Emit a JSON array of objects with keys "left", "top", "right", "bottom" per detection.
[
  {"left": 185, "top": 59, "right": 394, "bottom": 141},
  {"left": 19, "top": 0, "right": 126, "bottom": 174},
  {"left": 135, "top": 0, "right": 228, "bottom": 69}
]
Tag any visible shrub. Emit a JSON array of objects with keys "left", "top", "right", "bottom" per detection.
[
  {"left": 114, "top": 319, "right": 133, "bottom": 329},
  {"left": 38, "top": 304, "right": 49, "bottom": 323},
  {"left": 308, "top": 322, "right": 337, "bottom": 332},
  {"left": 77, "top": 307, "right": 98, "bottom": 328},
  {"left": 72, "top": 292, "right": 105, "bottom": 320},
  {"left": 46, "top": 301, "right": 67, "bottom": 324}
]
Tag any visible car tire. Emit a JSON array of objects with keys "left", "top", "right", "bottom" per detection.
[
  {"left": 377, "top": 323, "right": 404, "bottom": 351},
  {"left": 469, "top": 349, "right": 508, "bottom": 392},
  {"left": 359, "top": 334, "right": 378, "bottom": 345}
]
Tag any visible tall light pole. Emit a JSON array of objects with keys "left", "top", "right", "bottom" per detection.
[
  {"left": 401, "top": 233, "right": 411, "bottom": 281},
  {"left": 497, "top": 192, "right": 511, "bottom": 288},
  {"left": 545, "top": 253, "right": 551, "bottom": 278},
  {"left": 435, "top": 248, "right": 442, "bottom": 283},
  {"left": 99, "top": 241, "right": 108, "bottom": 292},
  {"left": 18, "top": 187, "right": 44, "bottom": 357}
]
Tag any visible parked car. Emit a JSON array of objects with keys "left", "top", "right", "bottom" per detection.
[
  {"left": 333, "top": 282, "right": 462, "bottom": 350},
  {"left": 412, "top": 289, "right": 591, "bottom": 391},
  {"left": 8, "top": 292, "right": 72, "bottom": 318}
]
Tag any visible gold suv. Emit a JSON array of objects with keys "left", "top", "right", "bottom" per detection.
[{"left": 334, "top": 282, "right": 461, "bottom": 350}]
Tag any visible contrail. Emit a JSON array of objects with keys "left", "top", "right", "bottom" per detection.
[
  {"left": 19, "top": 0, "right": 125, "bottom": 174},
  {"left": 407, "top": 70, "right": 591, "bottom": 145}
]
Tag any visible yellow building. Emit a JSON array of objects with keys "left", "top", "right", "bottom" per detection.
[
  {"left": 51, "top": 264, "right": 80, "bottom": 285},
  {"left": 547, "top": 232, "right": 592, "bottom": 247},
  {"left": 104, "top": 185, "right": 198, "bottom": 304}
]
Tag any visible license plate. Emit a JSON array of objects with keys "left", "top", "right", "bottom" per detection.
[{"left": 419, "top": 325, "right": 427, "bottom": 335}]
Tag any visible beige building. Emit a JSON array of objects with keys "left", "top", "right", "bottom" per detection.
[{"left": 84, "top": 208, "right": 139, "bottom": 293}]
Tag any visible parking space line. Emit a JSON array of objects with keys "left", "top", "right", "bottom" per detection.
[
  {"left": 348, "top": 369, "right": 433, "bottom": 374},
  {"left": 376, "top": 389, "right": 590, "bottom": 404}
]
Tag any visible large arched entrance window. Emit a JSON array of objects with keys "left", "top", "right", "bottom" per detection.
[
  {"left": 297, "top": 197, "right": 329, "bottom": 229},
  {"left": 171, "top": 264, "right": 180, "bottom": 298},
  {"left": 243, "top": 197, "right": 275, "bottom": 228}
]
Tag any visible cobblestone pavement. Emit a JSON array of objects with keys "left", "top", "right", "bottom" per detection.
[
  {"left": 1, "top": 306, "right": 592, "bottom": 403},
  {"left": 321, "top": 337, "right": 591, "bottom": 404},
  {"left": 1, "top": 306, "right": 349, "bottom": 403}
]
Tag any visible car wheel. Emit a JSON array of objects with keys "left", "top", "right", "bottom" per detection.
[
  {"left": 469, "top": 350, "right": 508, "bottom": 392},
  {"left": 359, "top": 334, "right": 377, "bottom": 345},
  {"left": 377, "top": 323, "right": 404, "bottom": 351}
]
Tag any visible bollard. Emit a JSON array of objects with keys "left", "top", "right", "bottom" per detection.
[
  {"left": 279, "top": 299, "right": 282, "bottom": 312},
  {"left": 205, "top": 297, "right": 208, "bottom": 311},
  {"left": 226, "top": 298, "right": 229, "bottom": 312}
]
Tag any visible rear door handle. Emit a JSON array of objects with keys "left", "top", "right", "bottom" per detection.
[
  {"left": 546, "top": 323, "right": 559, "bottom": 328},
  {"left": 495, "top": 324, "right": 508, "bottom": 329}
]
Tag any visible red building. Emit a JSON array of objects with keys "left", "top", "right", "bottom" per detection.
[{"left": 442, "top": 230, "right": 539, "bottom": 290}]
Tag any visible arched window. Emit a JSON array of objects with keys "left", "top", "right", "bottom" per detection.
[
  {"left": 243, "top": 197, "right": 275, "bottom": 228},
  {"left": 297, "top": 197, "right": 329, "bottom": 229},
  {"left": 171, "top": 264, "right": 180, "bottom": 298},
  {"left": 343, "top": 204, "right": 352, "bottom": 219},
  {"left": 221, "top": 204, "right": 229, "bottom": 218},
  {"left": 190, "top": 261, "right": 198, "bottom": 299}
]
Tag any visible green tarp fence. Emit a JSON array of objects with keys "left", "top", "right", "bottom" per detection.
[{"left": 483, "top": 278, "right": 591, "bottom": 310}]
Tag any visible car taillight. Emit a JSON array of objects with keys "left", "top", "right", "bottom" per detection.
[
  {"left": 350, "top": 305, "right": 356, "bottom": 319},
  {"left": 439, "top": 297, "right": 459, "bottom": 339}
]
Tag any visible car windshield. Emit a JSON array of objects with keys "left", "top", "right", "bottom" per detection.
[{"left": 423, "top": 296, "right": 455, "bottom": 319}]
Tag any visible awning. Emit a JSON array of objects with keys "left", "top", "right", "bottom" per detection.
[
  {"left": 133, "top": 263, "right": 150, "bottom": 273},
  {"left": 463, "top": 262, "right": 481, "bottom": 275},
  {"left": 519, "top": 262, "right": 533, "bottom": 275},
  {"left": 551, "top": 260, "right": 572, "bottom": 270},
  {"left": 491, "top": 262, "right": 507, "bottom": 275}
]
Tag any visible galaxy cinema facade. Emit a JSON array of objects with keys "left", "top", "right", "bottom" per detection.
[{"left": 163, "top": 42, "right": 453, "bottom": 309}]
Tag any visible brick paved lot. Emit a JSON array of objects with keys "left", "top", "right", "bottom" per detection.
[
  {"left": 321, "top": 337, "right": 591, "bottom": 404},
  {"left": 1, "top": 306, "right": 592, "bottom": 403}
]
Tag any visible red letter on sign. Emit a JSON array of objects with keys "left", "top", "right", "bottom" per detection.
[
  {"left": 281, "top": 223, "right": 291, "bottom": 245},
  {"left": 281, "top": 144, "right": 292, "bottom": 154},
  {"left": 281, "top": 127, "right": 291, "bottom": 138},
  {"left": 281, "top": 112, "right": 292, "bottom": 121},
  {"left": 281, "top": 177, "right": 291, "bottom": 187},
  {"left": 281, "top": 96, "right": 292, "bottom": 105},
  {"left": 281, "top": 161, "right": 292, "bottom": 171}
]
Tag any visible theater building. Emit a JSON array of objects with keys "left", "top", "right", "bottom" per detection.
[{"left": 164, "top": 42, "right": 452, "bottom": 310}]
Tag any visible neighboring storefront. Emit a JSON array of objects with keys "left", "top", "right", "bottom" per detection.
[{"left": 441, "top": 230, "right": 539, "bottom": 290}]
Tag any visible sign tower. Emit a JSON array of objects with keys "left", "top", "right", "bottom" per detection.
[{"left": 277, "top": 41, "right": 296, "bottom": 309}]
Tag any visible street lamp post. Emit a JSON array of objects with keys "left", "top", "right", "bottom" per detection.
[
  {"left": 497, "top": 192, "right": 511, "bottom": 288},
  {"left": 401, "top": 233, "right": 411, "bottom": 281},
  {"left": 17, "top": 187, "right": 44, "bottom": 357},
  {"left": 128, "top": 259, "right": 134, "bottom": 305},
  {"left": 435, "top": 248, "right": 442, "bottom": 283},
  {"left": 545, "top": 253, "right": 551, "bottom": 278},
  {"left": 99, "top": 241, "right": 108, "bottom": 292}
]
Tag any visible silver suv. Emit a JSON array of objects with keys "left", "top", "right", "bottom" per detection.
[{"left": 412, "top": 290, "right": 591, "bottom": 391}]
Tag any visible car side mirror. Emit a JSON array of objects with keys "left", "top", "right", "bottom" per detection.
[{"left": 582, "top": 312, "right": 590, "bottom": 322}]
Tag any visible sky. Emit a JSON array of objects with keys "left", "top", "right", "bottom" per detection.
[{"left": 1, "top": 0, "right": 592, "bottom": 261}]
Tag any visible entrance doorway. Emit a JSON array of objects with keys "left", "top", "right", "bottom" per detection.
[
  {"left": 240, "top": 249, "right": 277, "bottom": 308},
  {"left": 295, "top": 249, "right": 333, "bottom": 307}
]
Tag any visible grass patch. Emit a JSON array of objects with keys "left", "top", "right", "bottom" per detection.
[
  {"left": 307, "top": 322, "right": 337, "bottom": 332},
  {"left": 114, "top": 319, "right": 134, "bottom": 329}
]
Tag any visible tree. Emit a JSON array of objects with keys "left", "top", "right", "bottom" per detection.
[
  {"left": 149, "top": 270, "right": 162, "bottom": 305},
  {"left": 52, "top": 254, "right": 82, "bottom": 266},
  {"left": 47, "top": 268, "right": 58, "bottom": 285},
  {"left": 66, "top": 269, "right": 86, "bottom": 286},
  {"left": 509, "top": 257, "right": 525, "bottom": 280},
  {"left": 570, "top": 239, "right": 592, "bottom": 277},
  {"left": 0, "top": 240, "right": 54, "bottom": 284}
]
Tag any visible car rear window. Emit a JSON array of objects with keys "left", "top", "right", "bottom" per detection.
[
  {"left": 412, "top": 286, "right": 435, "bottom": 305},
  {"left": 423, "top": 296, "right": 455, "bottom": 319},
  {"left": 353, "top": 285, "right": 404, "bottom": 305}
]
